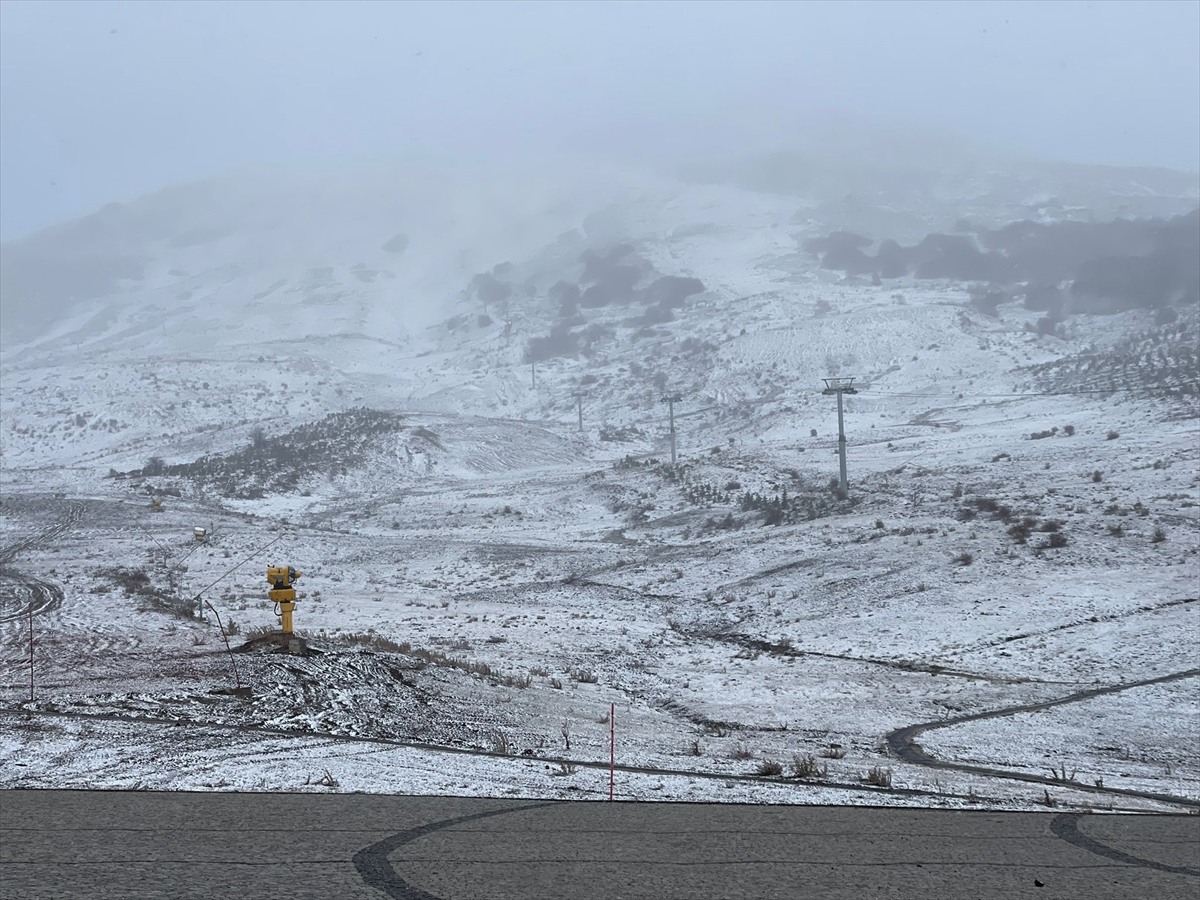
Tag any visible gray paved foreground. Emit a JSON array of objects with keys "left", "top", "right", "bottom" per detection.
[{"left": 1, "top": 791, "right": 1197, "bottom": 899}]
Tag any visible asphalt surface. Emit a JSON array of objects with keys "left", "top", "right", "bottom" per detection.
[{"left": 2, "top": 791, "right": 1198, "bottom": 899}]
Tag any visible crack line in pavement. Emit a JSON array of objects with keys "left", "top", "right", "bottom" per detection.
[
  {"left": 1050, "top": 814, "right": 1200, "bottom": 877},
  {"left": 353, "top": 803, "right": 553, "bottom": 900}
]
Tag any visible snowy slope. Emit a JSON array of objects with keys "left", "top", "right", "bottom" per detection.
[{"left": 1, "top": 153, "right": 1198, "bottom": 809}]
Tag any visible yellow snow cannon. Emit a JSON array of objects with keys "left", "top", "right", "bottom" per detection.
[{"left": 267, "top": 566, "right": 301, "bottom": 635}]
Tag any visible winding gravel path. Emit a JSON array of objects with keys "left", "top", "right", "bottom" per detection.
[{"left": 887, "top": 667, "right": 1200, "bottom": 809}]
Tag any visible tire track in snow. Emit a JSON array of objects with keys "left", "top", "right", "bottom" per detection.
[
  {"left": 951, "top": 596, "right": 1197, "bottom": 654},
  {"left": 0, "top": 503, "right": 80, "bottom": 624},
  {"left": 0, "top": 571, "right": 64, "bottom": 625}
]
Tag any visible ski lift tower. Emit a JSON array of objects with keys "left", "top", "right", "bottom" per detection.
[
  {"left": 571, "top": 390, "right": 586, "bottom": 432},
  {"left": 822, "top": 377, "right": 858, "bottom": 499},
  {"left": 661, "top": 393, "right": 683, "bottom": 464}
]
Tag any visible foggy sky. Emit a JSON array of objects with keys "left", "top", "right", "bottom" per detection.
[{"left": 1, "top": 0, "right": 1197, "bottom": 241}]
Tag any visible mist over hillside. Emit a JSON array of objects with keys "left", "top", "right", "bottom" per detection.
[
  {"left": 3, "top": 131, "right": 1197, "bottom": 353},
  {"left": 0, "top": 156, "right": 658, "bottom": 347}
]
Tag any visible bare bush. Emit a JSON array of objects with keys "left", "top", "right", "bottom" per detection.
[
  {"left": 731, "top": 743, "right": 755, "bottom": 760},
  {"left": 1008, "top": 521, "right": 1032, "bottom": 544},
  {"left": 1046, "top": 762, "right": 1077, "bottom": 783},
  {"left": 756, "top": 759, "right": 784, "bottom": 777},
  {"left": 864, "top": 766, "right": 893, "bottom": 788},
  {"left": 791, "top": 753, "right": 828, "bottom": 779},
  {"left": 310, "top": 769, "right": 339, "bottom": 788},
  {"left": 490, "top": 732, "right": 512, "bottom": 755}
]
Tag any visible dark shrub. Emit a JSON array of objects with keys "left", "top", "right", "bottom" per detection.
[
  {"left": 641, "top": 275, "right": 705, "bottom": 308},
  {"left": 874, "top": 239, "right": 908, "bottom": 278},
  {"left": 1036, "top": 316, "right": 1061, "bottom": 337},
  {"left": 525, "top": 326, "right": 579, "bottom": 362},
  {"left": 470, "top": 272, "right": 511, "bottom": 309},
  {"left": 1024, "top": 283, "right": 1064, "bottom": 314},
  {"left": 380, "top": 233, "right": 409, "bottom": 255},
  {"left": 912, "top": 234, "right": 1008, "bottom": 281},
  {"left": 1155, "top": 307, "right": 1179, "bottom": 325},
  {"left": 580, "top": 266, "right": 640, "bottom": 308},
  {"left": 822, "top": 244, "right": 875, "bottom": 275}
]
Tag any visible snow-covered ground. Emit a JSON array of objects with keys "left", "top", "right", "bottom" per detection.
[{"left": 2, "top": 165, "right": 1197, "bottom": 812}]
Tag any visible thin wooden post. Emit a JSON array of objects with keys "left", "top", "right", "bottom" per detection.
[
  {"left": 204, "top": 600, "right": 243, "bottom": 689},
  {"left": 609, "top": 702, "right": 615, "bottom": 801}
]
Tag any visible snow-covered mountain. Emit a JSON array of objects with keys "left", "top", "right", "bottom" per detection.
[
  {"left": 3, "top": 146, "right": 1198, "bottom": 808},
  {"left": 3, "top": 146, "right": 1196, "bottom": 473}
]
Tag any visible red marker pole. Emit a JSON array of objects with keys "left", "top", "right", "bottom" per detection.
[
  {"left": 28, "top": 605, "right": 34, "bottom": 702},
  {"left": 609, "top": 702, "right": 615, "bottom": 801}
]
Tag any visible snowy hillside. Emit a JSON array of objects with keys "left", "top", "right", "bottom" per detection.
[{"left": 1, "top": 153, "right": 1198, "bottom": 811}]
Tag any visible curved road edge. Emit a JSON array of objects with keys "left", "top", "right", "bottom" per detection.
[
  {"left": 352, "top": 802, "right": 554, "bottom": 900},
  {"left": 886, "top": 667, "right": 1200, "bottom": 809}
]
